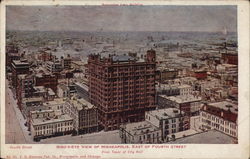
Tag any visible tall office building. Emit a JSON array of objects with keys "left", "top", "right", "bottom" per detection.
[{"left": 88, "top": 49, "right": 157, "bottom": 131}]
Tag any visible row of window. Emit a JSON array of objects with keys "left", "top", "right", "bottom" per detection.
[
  {"left": 138, "top": 132, "right": 159, "bottom": 141},
  {"left": 34, "top": 121, "right": 73, "bottom": 130},
  {"left": 35, "top": 127, "right": 73, "bottom": 136},
  {"left": 201, "top": 112, "right": 236, "bottom": 129}
]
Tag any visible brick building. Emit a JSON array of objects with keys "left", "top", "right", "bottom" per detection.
[
  {"left": 155, "top": 68, "right": 178, "bottom": 82},
  {"left": 11, "top": 59, "right": 30, "bottom": 94},
  {"left": 35, "top": 73, "right": 58, "bottom": 94},
  {"left": 63, "top": 96, "right": 99, "bottom": 134},
  {"left": 193, "top": 70, "right": 207, "bottom": 80},
  {"left": 6, "top": 43, "right": 20, "bottom": 71},
  {"left": 158, "top": 95, "right": 202, "bottom": 116},
  {"left": 88, "top": 49, "right": 157, "bottom": 131},
  {"left": 37, "top": 51, "right": 54, "bottom": 62},
  {"left": 16, "top": 74, "right": 35, "bottom": 111},
  {"left": 221, "top": 52, "right": 238, "bottom": 65}
]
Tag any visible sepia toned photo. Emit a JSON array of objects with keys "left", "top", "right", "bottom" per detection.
[
  {"left": 5, "top": 5, "right": 239, "bottom": 144},
  {"left": 1, "top": 1, "right": 249, "bottom": 159}
]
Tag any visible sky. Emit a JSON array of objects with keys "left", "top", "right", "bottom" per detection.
[{"left": 6, "top": 5, "right": 237, "bottom": 32}]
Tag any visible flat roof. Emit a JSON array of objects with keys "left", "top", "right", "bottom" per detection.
[
  {"left": 112, "top": 54, "right": 136, "bottom": 62},
  {"left": 177, "top": 84, "right": 192, "bottom": 89},
  {"left": 123, "top": 121, "right": 160, "bottom": 136},
  {"left": 13, "top": 60, "right": 29, "bottom": 65},
  {"left": 208, "top": 101, "right": 238, "bottom": 114},
  {"left": 22, "top": 97, "right": 43, "bottom": 103},
  {"left": 159, "top": 95, "right": 202, "bottom": 103},
  {"left": 32, "top": 114, "right": 73, "bottom": 126},
  {"left": 147, "top": 108, "right": 184, "bottom": 119},
  {"left": 68, "top": 97, "right": 94, "bottom": 111},
  {"left": 167, "top": 130, "right": 236, "bottom": 144},
  {"left": 43, "top": 98, "right": 66, "bottom": 106}
]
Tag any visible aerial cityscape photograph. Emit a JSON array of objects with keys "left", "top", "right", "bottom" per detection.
[{"left": 5, "top": 5, "right": 238, "bottom": 144}]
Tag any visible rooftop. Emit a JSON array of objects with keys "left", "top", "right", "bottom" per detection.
[
  {"left": 33, "top": 86, "right": 46, "bottom": 93},
  {"left": 43, "top": 98, "right": 66, "bottom": 106},
  {"left": 112, "top": 54, "right": 137, "bottom": 62},
  {"left": 178, "top": 84, "right": 192, "bottom": 89},
  {"left": 22, "top": 97, "right": 43, "bottom": 103},
  {"left": 147, "top": 108, "right": 184, "bottom": 120},
  {"left": 159, "top": 95, "right": 202, "bottom": 104},
  {"left": 32, "top": 113, "right": 73, "bottom": 126},
  {"left": 208, "top": 101, "right": 238, "bottom": 114},
  {"left": 167, "top": 130, "right": 236, "bottom": 144},
  {"left": 68, "top": 97, "right": 94, "bottom": 111},
  {"left": 123, "top": 121, "right": 160, "bottom": 136},
  {"left": 13, "top": 59, "right": 29, "bottom": 66}
]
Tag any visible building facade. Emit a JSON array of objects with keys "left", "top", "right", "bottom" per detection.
[
  {"left": 200, "top": 101, "right": 238, "bottom": 138},
  {"left": 30, "top": 109, "right": 73, "bottom": 141},
  {"left": 11, "top": 59, "right": 30, "bottom": 94},
  {"left": 158, "top": 95, "right": 202, "bottom": 116},
  {"left": 88, "top": 49, "right": 157, "bottom": 131},
  {"left": 145, "top": 108, "right": 190, "bottom": 142},
  {"left": 35, "top": 73, "right": 58, "bottom": 94},
  {"left": 63, "top": 97, "right": 99, "bottom": 134},
  {"left": 16, "top": 74, "right": 35, "bottom": 111},
  {"left": 119, "top": 121, "right": 162, "bottom": 144}
]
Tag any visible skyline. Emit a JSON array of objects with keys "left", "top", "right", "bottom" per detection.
[{"left": 7, "top": 6, "right": 237, "bottom": 32}]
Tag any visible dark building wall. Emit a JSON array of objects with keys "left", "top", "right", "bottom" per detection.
[
  {"left": 35, "top": 74, "right": 58, "bottom": 94},
  {"left": 221, "top": 53, "right": 238, "bottom": 65},
  {"left": 11, "top": 62, "right": 30, "bottom": 94}
]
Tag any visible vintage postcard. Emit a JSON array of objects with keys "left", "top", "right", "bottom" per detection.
[{"left": 0, "top": 0, "right": 249, "bottom": 159}]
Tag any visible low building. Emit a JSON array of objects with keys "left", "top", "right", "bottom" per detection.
[
  {"left": 62, "top": 55, "right": 72, "bottom": 69},
  {"left": 22, "top": 97, "right": 44, "bottom": 118},
  {"left": 30, "top": 109, "right": 73, "bottom": 141},
  {"left": 58, "top": 83, "right": 77, "bottom": 98},
  {"left": 221, "top": 52, "right": 238, "bottom": 65},
  {"left": 43, "top": 98, "right": 66, "bottom": 112},
  {"left": 46, "top": 61, "right": 63, "bottom": 73},
  {"left": 63, "top": 96, "right": 99, "bottom": 134},
  {"left": 156, "top": 68, "right": 178, "bottom": 82},
  {"left": 119, "top": 121, "right": 162, "bottom": 144},
  {"left": 33, "top": 86, "right": 47, "bottom": 99},
  {"left": 200, "top": 101, "right": 238, "bottom": 138},
  {"left": 156, "top": 84, "right": 180, "bottom": 97},
  {"left": 156, "top": 84, "right": 193, "bottom": 106},
  {"left": 71, "top": 61, "right": 87, "bottom": 73},
  {"left": 178, "top": 84, "right": 192, "bottom": 96},
  {"left": 193, "top": 70, "right": 207, "bottom": 80},
  {"left": 158, "top": 95, "right": 202, "bottom": 116},
  {"left": 145, "top": 108, "right": 190, "bottom": 142},
  {"left": 35, "top": 73, "right": 58, "bottom": 94},
  {"left": 194, "top": 78, "right": 221, "bottom": 94}
]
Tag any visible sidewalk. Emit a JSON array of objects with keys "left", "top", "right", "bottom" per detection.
[{"left": 6, "top": 80, "right": 34, "bottom": 144}]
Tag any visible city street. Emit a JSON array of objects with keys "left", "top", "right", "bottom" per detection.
[
  {"left": 5, "top": 80, "right": 29, "bottom": 144},
  {"left": 5, "top": 80, "right": 121, "bottom": 144}
]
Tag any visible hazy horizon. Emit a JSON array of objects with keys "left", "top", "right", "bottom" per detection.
[{"left": 7, "top": 6, "right": 237, "bottom": 33}]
